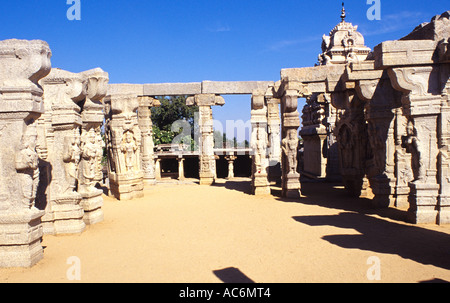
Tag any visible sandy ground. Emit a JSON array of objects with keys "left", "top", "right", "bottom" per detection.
[{"left": 1, "top": 178, "right": 450, "bottom": 283}]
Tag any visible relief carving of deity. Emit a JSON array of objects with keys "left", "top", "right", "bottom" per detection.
[
  {"left": 79, "top": 128, "right": 102, "bottom": 191},
  {"left": 282, "top": 129, "right": 299, "bottom": 175},
  {"left": 121, "top": 131, "right": 138, "bottom": 172},
  {"left": 15, "top": 125, "right": 40, "bottom": 209},
  {"left": 63, "top": 131, "right": 81, "bottom": 195}
]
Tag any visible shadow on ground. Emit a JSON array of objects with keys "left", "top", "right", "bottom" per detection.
[
  {"left": 211, "top": 180, "right": 450, "bottom": 271},
  {"left": 293, "top": 212, "right": 450, "bottom": 270},
  {"left": 213, "top": 267, "right": 255, "bottom": 283},
  {"left": 212, "top": 179, "right": 253, "bottom": 195},
  {"left": 286, "top": 183, "right": 450, "bottom": 271}
]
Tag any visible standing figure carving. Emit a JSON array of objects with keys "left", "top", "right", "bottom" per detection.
[
  {"left": 405, "top": 121, "right": 425, "bottom": 182},
  {"left": 63, "top": 132, "right": 81, "bottom": 196},
  {"left": 282, "top": 129, "right": 299, "bottom": 175},
  {"left": 121, "top": 131, "right": 138, "bottom": 172},
  {"left": 15, "top": 125, "right": 40, "bottom": 209},
  {"left": 79, "top": 128, "right": 101, "bottom": 192}
]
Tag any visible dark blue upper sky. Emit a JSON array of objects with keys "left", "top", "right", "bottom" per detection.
[{"left": 1, "top": 0, "right": 448, "bottom": 131}]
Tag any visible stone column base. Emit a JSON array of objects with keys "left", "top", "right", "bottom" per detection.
[
  {"left": 395, "top": 185, "right": 411, "bottom": 209},
  {"left": 438, "top": 196, "right": 450, "bottom": 225},
  {"left": 109, "top": 172, "right": 144, "bottom": 200},
  {"left": 282, "top": 172, "right": 301, "bottom": 199},
  {"left": 42, "top": 201, "right": 86, "bottom": 235},
  {"left": 252, "top": 173, "right": 271, "bottom": 195},
  {"left": 143, "top": 179, "right": 157, "bottom": 188},
  {"left": 407, "top": 182, "right": 440, "bottom": 224},
  {"left": 370, "top": 176, "right": 396, "bottom": 208},
  {"left": 0, "top": 208, "right": 45, "bottom": 268},
  {"left": 199, "top": 176, "right": 214, "bottom": 186},
  {"left": 80, "top": 190, "right": 104, "bottom": 225}
]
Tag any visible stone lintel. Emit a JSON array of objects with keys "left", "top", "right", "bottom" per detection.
[
  {"left": 374, "top": 40, "right": 438, "bottom": 69},
  {"left": 143, "top": 83, "right": 201, "bottom": 96},
  {"left": 107, "top": 84, "right": 144, "bottom": 96},
  {"left": 202, "top": 81, "right": 274, "bottom": 95},
  {"left": 281, "top": 65, "right": 346, "bottom": 83}
]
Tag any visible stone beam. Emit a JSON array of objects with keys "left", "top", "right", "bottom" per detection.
[
  {"left": 107, "top": 83, "right": 144, "bottom": 96},
  {"left": 374, "top": 40, "right": 438, "bottom": 69},
  {"left": 201, "top": 81, "right": 274, "bottom": 95},
  {"left": 143, "top": 82, "right": 201, "bottom": 96}
]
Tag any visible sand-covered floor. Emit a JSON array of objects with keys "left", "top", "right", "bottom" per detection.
[{"left": 1, "top": 178, "right": 450, "bottom": 283}]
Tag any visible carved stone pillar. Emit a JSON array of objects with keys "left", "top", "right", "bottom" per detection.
[
  {"left": 388, "top": 66, "right": 442, "bottom": 223},
  {"left": 332, "top": 87, "right": 367, "bottom": 198},
  {"left": 39, "top": 68, "right": 87, "bottom": 235},
  {"left": 251, "top": 90, "right": 270, "bottom": 195},
  {"left": 104, "top": 94, "right": 144, "bottom": 200},
  {"left": 78, "top": 68, "right": 109, "bottom": 225},
  {"left": 266, "top": 90, "right": 282, "bottom": 183},
  {"left": 281, "top": 89, "right": 301, "bottom": 198},
  {"left": 225, "top": 155, "right": 237, "bottom": 180},
  {"left": 355, "top": 72, "right": 401, "bottom": 208},
  {"left": 439, "top": 66, "right": 450, "bottom": 224},
  {"left": 186, "top": 94, "right": 225, "bottom": 185},
  {"left": 394, "top": 109, "right": 414, "bottom": 209},
  {"left": 0, "top": 39, "right": 51, "bottom": 268},
  {"left": 138, "top": 96, "right": 160, "bottom": 187},
  {"left": 301, "top": 93, "right": 328, "bottom": 179}
]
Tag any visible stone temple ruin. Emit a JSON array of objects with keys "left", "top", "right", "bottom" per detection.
[{"left": 0, "top": 8, "right": 449, "bottom": 267}]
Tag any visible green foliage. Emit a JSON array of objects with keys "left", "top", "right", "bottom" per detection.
[{"left": 151, "top": 96, "right": 198, "bottom": 148}]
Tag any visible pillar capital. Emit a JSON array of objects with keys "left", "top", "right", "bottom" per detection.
[{"left": 186, "top": 94, "right": 225, "bottom": 107}]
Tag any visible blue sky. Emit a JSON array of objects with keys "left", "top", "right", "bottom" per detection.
[{"left": 1, "top": 1, "right": 448, "bottom": 135}]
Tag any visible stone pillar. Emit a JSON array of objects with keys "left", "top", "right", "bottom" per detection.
[
  {"left": 104, "top": 94, "right": 144, "bottom": 200},
  {"left": 332, "top": 87, "right": 367, "bottom": 198},
  {"left": 138, "top": 96, "right": 160, "bottom": 187},
  {"left": 266, "top": 89, "right": 282, "bottom": 183},
  {"left": 300, "top": 93, "right": 328, "bottom": 179},
  {"left": 393, "top": 109, "right": 414, "bottom": 209},
  {"left": 280, "top": 89, "right": 301, "bottom": 198},
  {"left": 78, "top": 68, "right": 109, "bottom": 225},
  {"left": 39, "top": 68, "right": 87, "bottom": 235},
  {"left": 187, "top": 94, "right": 225, "bottom": 185},
  {"left": 355, "top": 72, "right": 401, "bottom": 208},
  {"left": 373, "top": 11, "right": 450, "bottom": 223},
  {"left": 225, "top": 155, "right": 237, "bottom": 180},
  {"left": 155, "top": 158, "right": 162, "bottom": 181},
  {"left": 251, "top": 90, "right": 270, "bottom": 195},
  {"left": 388, "top": 66, "right": 442, "bottom": 223},
  {"left": 0, "top": 39, "right": 51, "bottom": 268},
  {"left": 439, "top": 65, "right": 450, "bottom": 224},
  {"left": 178, "top": 156, "right": 185, "bottom": 181}
]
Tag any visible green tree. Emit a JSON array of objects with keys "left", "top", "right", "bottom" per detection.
[{"left": 151, "top": 96, "right": 199, "bottom": 148}]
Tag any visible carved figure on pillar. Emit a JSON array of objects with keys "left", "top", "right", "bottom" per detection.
[
  {"left": 405, "top": 121, "right": 425, "bottom": 183},
  {"left": 63, "top": 131, "right": 81, "bottom": 197},
  {"left": 15, "top": 124, "right": 40, "bottom": 209},
  {"left": 79, "top": 128, "right": 101, "bottom": 193},
  {"left": 121, "top": 131, "right": 138, "bottom": 172},
  {"left": 282, "top": 129, "right": 299, "bottom": 175}
]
